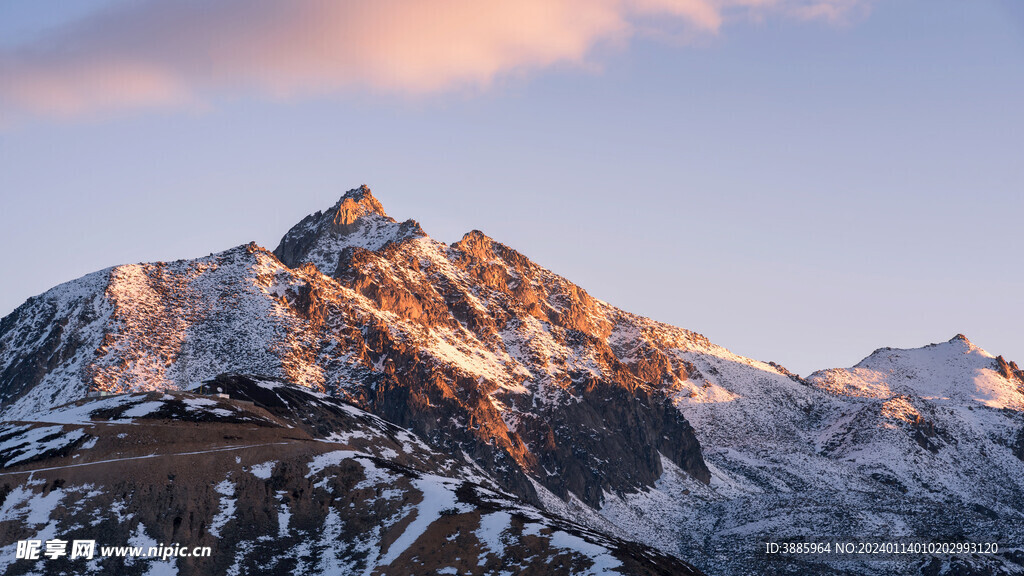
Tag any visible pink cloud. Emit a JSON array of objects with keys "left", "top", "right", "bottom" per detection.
[{"left": 0, "top": 0, "right": 873, "bottom": 117}]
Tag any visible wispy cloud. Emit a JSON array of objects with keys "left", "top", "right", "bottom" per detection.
[{"left": 0, "top": 0, "right": 873, "bottom": 117}]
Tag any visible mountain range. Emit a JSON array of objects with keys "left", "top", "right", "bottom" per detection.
[{"left": 2, "top": 186, "right": 1023, "bottom": 575}]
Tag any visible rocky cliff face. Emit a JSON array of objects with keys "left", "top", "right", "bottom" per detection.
[
  {"left": 272, "top": 187, "right": 710, "bottom": 506},
  {"left": 3, "top": 187, "right": 1024, "bottom": 576}
]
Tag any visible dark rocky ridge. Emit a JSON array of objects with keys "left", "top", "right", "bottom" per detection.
[{"left": 0, "top": 378, "right": 703, "bottom": 576}]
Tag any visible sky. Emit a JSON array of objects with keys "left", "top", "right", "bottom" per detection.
[{"left": 0, "top": 0, "right": 1021, "bottom": 375}]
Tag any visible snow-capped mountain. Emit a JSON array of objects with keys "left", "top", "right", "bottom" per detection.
[
  {"left": 0, "top": 186, "right": 709, "bottom": 509},
  {"left": 2, "top": 186, "right": 1023, "bottom": 575},
  {"left": 599, "top": 334, "right": 1024, "bottom": 575}
]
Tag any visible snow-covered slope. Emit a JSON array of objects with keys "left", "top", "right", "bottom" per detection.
[
  {"left": 0, "top": 268, "right": 113, "bottom": 419},
  {"left": 591, "top": 334, "right": 1024, "bottom": 575},
  {"left": 1, "top": 244, "right": 360, "bottom": 419},
  {"left": 809, "top": 334, "right": 1024, "bottom": 409}
]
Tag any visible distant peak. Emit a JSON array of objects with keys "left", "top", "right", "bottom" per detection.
[
  {"left": 950, "top": 334, "right": 971, "bottom": 344},
  {"left": 332, "top": 185, "right": 389, "bottom": 226}
]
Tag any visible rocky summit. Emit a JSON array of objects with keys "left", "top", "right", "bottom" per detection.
[{"left": 2, "top": 186, "right": 1024, "bottom": 576}]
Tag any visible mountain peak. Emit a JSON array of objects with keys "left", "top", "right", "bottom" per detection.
[
  {"left": 452, "top": 229, "right": 495, "bottom": 259},
  {"left": 331, "top": 185, "right": 390, "bottom": 228},
  {"left": 347, "top": 183, "right": 374, "bottom": 199},
  {"left": 941, "top": 333, "right": 986, "bottom": 356},
  {"left": 274, "top": 185, "right": 424, "bottom": 275},
  {"left": 807, "top": 334, "right": 1022, "bottom": 409}
]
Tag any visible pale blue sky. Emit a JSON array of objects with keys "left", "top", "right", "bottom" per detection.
[{"left": 1, "top": 0, "right": 1021, "bottom": 375}]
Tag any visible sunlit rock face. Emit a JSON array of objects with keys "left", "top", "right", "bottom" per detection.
[
  {"left": 273, "top": 186, "right": 712, "bottom": 506},
  {"left": 3, "top": 187, "right": 1024, "bottom": 575}
]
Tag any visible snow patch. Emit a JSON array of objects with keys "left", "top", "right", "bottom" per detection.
[
  {"left": 209, "top": 480, "right": 237, "bottom": 538},
  {"left": 249, "top": 461, "right": 276, "bottom": 480}
]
